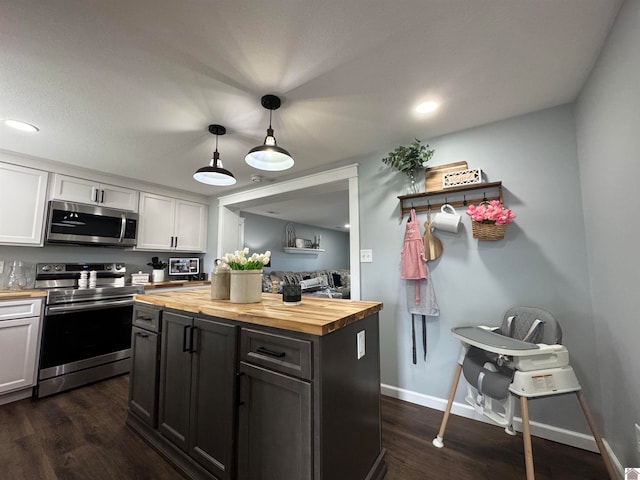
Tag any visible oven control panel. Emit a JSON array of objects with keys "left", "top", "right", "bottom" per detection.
[
  {"left": 37, "top": 263, "right": 126, "bottom": 274},
  {"left": 35, "top": 263, "right": 128, "bottom": 290}
]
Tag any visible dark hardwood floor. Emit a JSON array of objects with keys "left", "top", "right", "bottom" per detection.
[
  {"left": 381, "top": 395, "right": 609, "bottom": 480},
  {"left": 0, "top": 375, "right": 609, "bottom": 479}
]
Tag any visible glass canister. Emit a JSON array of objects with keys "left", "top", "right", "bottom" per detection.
[
  {"left": 7, "top": 261, "right": 27, "bottom": 290},
  {"left": 210, "top": 259, "right": 231, "bottom": 300}
]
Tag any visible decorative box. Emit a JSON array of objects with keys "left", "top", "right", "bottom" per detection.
[
  {"left": 131, "top": 272, "right": 150, "bottom": 285},
  {"left": 443, "top": 168, "right": 482, "bottom": 188}
]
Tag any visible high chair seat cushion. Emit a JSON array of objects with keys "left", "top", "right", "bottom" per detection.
[{"left": 500, "top": 306, "right": 562, "bottom": 345}]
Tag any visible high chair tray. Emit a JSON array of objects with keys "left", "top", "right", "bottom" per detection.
[{"left": 452, "top": 326, "right": 540, "bottom": 356}]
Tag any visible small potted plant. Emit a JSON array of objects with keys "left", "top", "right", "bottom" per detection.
[
  {"left": 381, "top": 138, "right": 435, "bottom": 194},
  {"left": 466, "top": 200, "right": 516, "bottom": 240},
  {"left": 147, "top": 257, "right": 167, "bottom": 282}
]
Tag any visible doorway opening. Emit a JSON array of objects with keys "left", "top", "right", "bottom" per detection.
[{"left": 216, "top": 164, "right": 360, "bottom": 299}]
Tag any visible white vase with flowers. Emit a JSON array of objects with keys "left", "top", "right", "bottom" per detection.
[{"left": 222, "top": 248, "right": 271, "bottom": 303}]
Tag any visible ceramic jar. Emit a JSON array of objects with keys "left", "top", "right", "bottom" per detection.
[
  {"left": 229, "top": 269, "right": 263, "bottom": 304},
  {"left": 210, "top": 260, "right": 231, "bottom": 300}
]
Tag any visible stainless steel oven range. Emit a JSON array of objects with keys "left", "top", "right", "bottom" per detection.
[{"left": 34, "top": 262, "right": 143, "bottom": 398}]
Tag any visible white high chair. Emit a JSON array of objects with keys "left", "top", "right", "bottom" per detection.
[{"left": 432, "top": 306, "right": 616, "bottom": 480}]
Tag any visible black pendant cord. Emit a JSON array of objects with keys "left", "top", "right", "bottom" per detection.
[{"left": 212, "top": 134, "right": 219, "bottom": 167}]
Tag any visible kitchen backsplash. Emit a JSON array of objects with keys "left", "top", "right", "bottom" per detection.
[{"left": 0, "top": 244, "right": 204, "bottom": 288}]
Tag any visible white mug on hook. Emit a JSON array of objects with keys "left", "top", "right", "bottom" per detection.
[{"left": 431, "top": 204, "right": 462, "bottom": 233}]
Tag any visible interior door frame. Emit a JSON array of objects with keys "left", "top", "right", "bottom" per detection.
[{"left": 217, "top": 164, "right": 360, "bottom": 300}]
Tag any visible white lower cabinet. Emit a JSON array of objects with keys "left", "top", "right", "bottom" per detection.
[
  {"left": 0, "top": 298, "right": 43, "bottom": 395},
  {"left": 137, "top": 192, "right": 207, "bottom": 252},
  {"left": 0, "top": 162, "right": 49, "bottom": 246}
]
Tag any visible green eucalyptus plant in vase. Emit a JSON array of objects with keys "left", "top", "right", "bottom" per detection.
[{"left": 381, "top": 138, "right": 435, "bottom": 194}]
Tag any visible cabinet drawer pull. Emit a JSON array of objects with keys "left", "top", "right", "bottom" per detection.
[
  {"left": 137, "top": 316, "right": 152, "bottom": 322},
  {"left": 100, "top": 189, "right": 105, "bottom": 203},
  {"left": 237, "top": 371, "right": 245, "bottom": 406},
  {"left": 183, "top": 325, "right": 191, "bottom": 352},
  {"left": 256, "top": 346, "right": 286, "bottom": 358},
  {"left": 135, "top": 332, "right": 149, "bottom": 338},
  {"left": 189, "top": 326, "right": 197, "bottom": 353}
]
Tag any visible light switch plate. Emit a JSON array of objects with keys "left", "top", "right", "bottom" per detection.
[
  {"left": 357, "top": 330, "right": 366, "bottom": 359},
  {"left": 635, "top": 423, "right": 640, "bottom": 454},
  {"left": 0, "top": 260, "right": 3, "bottom": 275},
  {"left": 360, "top": 249, "right": 373, "bottom": 263}
]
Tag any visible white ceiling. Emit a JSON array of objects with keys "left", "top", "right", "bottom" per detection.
[{"left": 0, "top": 0, "right": 622, "bottom": 213}]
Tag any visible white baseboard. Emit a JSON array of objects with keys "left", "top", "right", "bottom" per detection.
[{"left": 381, "top": 384, "right": 624, "bottom": 479}]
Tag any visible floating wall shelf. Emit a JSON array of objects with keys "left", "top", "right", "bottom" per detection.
[
  {"left": 283, "top": 247, "right": 325, "bottom": 255},
  {"left": 398, "top": 181, "right": 503, "bottom": 218}
]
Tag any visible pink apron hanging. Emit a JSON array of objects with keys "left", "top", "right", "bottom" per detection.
[{"left": 401, "top": 208, "right": 427, "bottom": 305}]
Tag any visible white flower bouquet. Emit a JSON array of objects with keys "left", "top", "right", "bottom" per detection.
[{"left": 222, "top": 247, "right": 271, "bottom": 270}]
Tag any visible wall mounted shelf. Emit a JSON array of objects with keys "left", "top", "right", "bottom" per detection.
[
  {"left": 398, "top": 181, "right": 503, "bottom": 218},
  {"left": 283, "top": 247, "right": 325, "bottom": 255}
]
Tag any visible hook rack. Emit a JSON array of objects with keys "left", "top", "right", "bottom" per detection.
[{"left": 397, "top": 181, "right": 503, "bottom": 218}]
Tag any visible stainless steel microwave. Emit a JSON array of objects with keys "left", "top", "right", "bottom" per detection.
[{"left": 45, "top": 201, "right": 138, "bottom": 247}]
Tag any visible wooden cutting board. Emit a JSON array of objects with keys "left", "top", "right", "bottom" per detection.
[
  {"left": 424, "top": 161, "right": 468, "bottom": 192},
  {"left": 423, "top": 220, "right": 443, "bottom": 260}
]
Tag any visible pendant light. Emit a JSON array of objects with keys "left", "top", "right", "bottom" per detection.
[
  {"left": 193, "top": 124, "right": 237, "bottom": 186},
  {"left": 245, "top": 94, "right": 294, "bottom": 171}
]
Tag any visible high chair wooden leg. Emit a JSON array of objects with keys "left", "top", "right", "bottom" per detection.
[
  {"left": 432, "top": 363, "right": 462, "bottom": 448},
  {"left": 575, "top": 391, "right": 617, "bottom": 480},
  {"left": 520, "top": 396, "right": 536, "bottom": 480}
]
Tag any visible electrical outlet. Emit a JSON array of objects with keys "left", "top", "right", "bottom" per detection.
[
  {"left": 360, "top": 249, "right": 373, "bottom": 263},
  {"left": 635, "top": 423, "right": 640, "bottom": 454},
  {"left": 357, "top": 330, "right": 366, "bottom": 359}
]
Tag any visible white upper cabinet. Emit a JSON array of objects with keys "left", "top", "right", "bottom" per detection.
[
  {"left": 0, "top": 162, "right": 49, "bottom": 246},
  {"left": 137, "top": 192, "right": 207, "bottom": 252},
  {"left": 50, "top": 174, "right": 139, "bottom": 212}
]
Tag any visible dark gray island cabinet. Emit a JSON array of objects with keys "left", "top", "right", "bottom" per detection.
[{"left": 126, "top": 291, "right": 387, "bottom": 480}]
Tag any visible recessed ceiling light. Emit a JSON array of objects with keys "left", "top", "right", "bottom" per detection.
[
  {"left": 415, "top": 101, "right": 439, "bottom": 114},
  {"left": 3, "top": 119, "right": 39, "bottom": 132}
]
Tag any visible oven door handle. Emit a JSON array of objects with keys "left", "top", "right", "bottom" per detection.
[{"left": 46, "top": 298, "right": 134, "bottom": 315}]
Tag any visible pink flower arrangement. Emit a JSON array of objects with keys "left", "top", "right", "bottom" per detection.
[{"left": 466, "top": 200, "right": 516, "bottom": 225}]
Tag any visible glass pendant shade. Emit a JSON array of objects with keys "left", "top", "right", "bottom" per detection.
[
  {"left": 245, "top": 95, "right": 294, "bottom": 171},
  {"left": 194, "top": 124, "right": 236, "bottom": 186}
]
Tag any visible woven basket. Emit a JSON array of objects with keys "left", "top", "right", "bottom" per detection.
[{"left": 471, "top": 221, "right": 507, "bottom": 241}]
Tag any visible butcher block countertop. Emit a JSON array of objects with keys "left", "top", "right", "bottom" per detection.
[
  {"left": 142, "top": 280, "right": 211, "bottom": 290},
  {"left": 0, "top": 289, "right": 47, "bottom": 300},
  {"left": 135, "top": 289, "right": 383, "bottom": 336}
]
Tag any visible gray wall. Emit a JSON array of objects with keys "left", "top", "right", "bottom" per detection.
[
  {"left": 359, "top": 104, "right": 598, "bottom": 433},
  {"left": 241, "top": 211, "right": 349, "bottom": 272},
  {"left": 575, "top": 0, "right": 640, "bottom": 466}
]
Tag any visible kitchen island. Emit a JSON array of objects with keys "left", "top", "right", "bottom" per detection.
[{"left": 127, "top": 290, "right": 386, "bottom": 480}]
